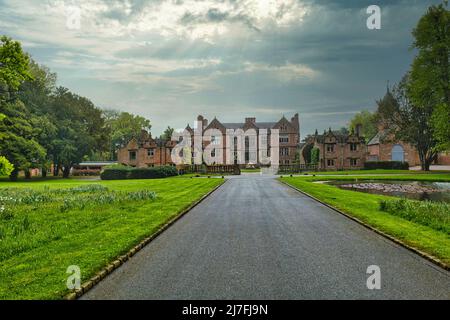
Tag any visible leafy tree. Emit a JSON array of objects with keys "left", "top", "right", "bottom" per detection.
[
  {"left": 49, "top": 87, "right": 109, "bottom": 178},
  {"left": 0, "top": 36, "right": 31, "bottom": 93},
  {"left": 160, "top": 126, "right": 175, "bottom": 141},
  {"left": 349, "top": 110, "right": 378, "bottom": 141},
  {"left": 0, "top": 38, "right": 45, "bottom": 180},
  {"left": 19, "top": 59, "right": 58, "bottom": 177},
  {"left": 377, "top": 76, "right": 438, "bottom": 171},
  {"left": 311, "top": 147, "right": 320, "bottom": 165},
  {"left": 0, "top": 99, "right": 46, "bottom": 180},
  {"left": 104, "top": 110, "right": 151, "bottom": 160},
  {"left": 0, "top": 156, "right": 14, "bottom": 177},
  {"left": 409, "top": 1, "right": 450, "bottom": 150}
]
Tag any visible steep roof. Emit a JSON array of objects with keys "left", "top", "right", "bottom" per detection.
[{"left": 367, "top": 132, "right": 386, "bottom": 146}]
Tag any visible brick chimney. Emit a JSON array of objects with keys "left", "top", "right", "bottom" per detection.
[
  {"left": 356, "top": 124, "right": 362, "bottom": 137},
  {"left": 245, "top": 117, "right": 256, "bottom": 124},
  {"left": 197, "top": 115, "right": 208, "bottom": 130},
  {"left": 291, "top": 113, "right": 299, "bottom": 130}
]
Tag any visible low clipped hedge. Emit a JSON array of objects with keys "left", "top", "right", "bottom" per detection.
[
  {"left": 364, "top": 161, "right": 409, "bottom": 170},
  {"left": 101, "top": 165, "right": 178, "bottom": 180}
]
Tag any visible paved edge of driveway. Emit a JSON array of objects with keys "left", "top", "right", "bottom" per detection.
[
  {"left": 65, "top": 179, "right": 228, "bottom": 300},
  {"left": 279, "top": 179, "right": 449, "bottom": 271}
]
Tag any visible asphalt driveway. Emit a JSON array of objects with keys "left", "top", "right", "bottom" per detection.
[{"left": 82, "top": 174, "right": 450, "bottom": 299}]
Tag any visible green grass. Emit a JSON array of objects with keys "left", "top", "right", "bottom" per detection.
[
  {"left": 281, "top": 174, "right": 450, "bottom": 267},
  {"left": 295, "top": 173, "right": 450, "bottom": 182},
  {"left": 379, "top": 199, "right": 450, "bottom": 234},
  {"left": 295, "top": 169, "right": 450, "bottom": 176},
  {"left": 0, "top": 177, "right": 223, "bottom": 299}
]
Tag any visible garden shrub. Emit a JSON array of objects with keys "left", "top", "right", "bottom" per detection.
[
  {"left": 128, "top": 166, "right": 178, "bottom": 179},
  {"left": 364, "top": 161, "right": 409, "bottom": 170},
  {"left": 100, "top": 167, "right": 130, "bottom": 180},
  {"left": 0, "top": 156, "right": 14, "bottom": 177},
  {"left": 101, "top": 166, "right": 178, "bottom": 180}
]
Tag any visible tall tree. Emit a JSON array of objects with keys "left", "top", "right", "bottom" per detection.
[
  {"left": 50, "top": 87, "right": 109, "bottom": 178},
  {"left": 0, "top": 99, "right": 46, "bottom": 180},
  {"left": 378, "top": 76, "right": 439, "bottom": 171},
  {"left": 19, "top": 59, "right": 58, "bottom": 177},
  {"left": 0, "top": 36, "right": 31, "bottom": 93},
  {"left": 0, "top": 36, "right": 46, "bottom": 180},
  {"left": 348, "top": 110, "right": 378, "bottom": 141},
  {"left": 103, "top": 110, "right": 151, "bottom": 160},
  {"left": 409, "top": 1, "right": 450, "bottom": 150},
  {"left": 161, "top": 126, "right": 175, "bottom": 141}
]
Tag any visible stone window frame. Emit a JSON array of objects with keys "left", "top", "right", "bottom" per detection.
[
  {"left": 129, "top": 151, "right": 137, "bottom": 161},
  {"left": 280, "top": 147, "right": 289, "bottom": 156},
  {"left": 350, "top": 143, "right": 358, "bottom": 152},
  {"left": 147, "top": 148, "right": 155, "bottom": 157},
  {"left": 326, "top": 144, "right": 335, "bottom": 152},
  {"left": 279, "top": 134, "right": 289, "bottom": 144}
]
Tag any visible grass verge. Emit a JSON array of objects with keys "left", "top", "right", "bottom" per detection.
[
  {"left": 281, "top": 175, "right": 450, "bottom": 268},
  {"left": 0, "top": 177, "right": 223, "bottom": 299},
  {"left": 295, "top": 169, "right": 450, "bottom": 176}
]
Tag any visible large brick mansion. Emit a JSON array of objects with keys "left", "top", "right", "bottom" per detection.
[
  {"left": 117, "top": 113, "right": 450, "bottom": 170},
  {"left": 118, "top": 114, "right": 300, "bottom": 167}
]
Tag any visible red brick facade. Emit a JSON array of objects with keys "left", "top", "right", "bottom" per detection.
[
  {"left": 301, "top": 129, "right": 367, "bottom": 170},
  {"left": 117, "top": 114, "right": 300, "bottom": 167},
  {"left": 117, "top": 130, "right": 177, "bottom": 167},
  {"left": 367, "top": 131, "right": 450, "bottom": 166}
]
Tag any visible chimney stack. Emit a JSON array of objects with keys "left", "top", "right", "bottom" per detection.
[
  {"left": 291, "top": 113, "right": 299, "bottom": 130},
  {"left": 356, "top": 124, "right": 362, "bottom": 137},
  {"left": 245, "top": 117, "right": 256, "bottom": 124}
]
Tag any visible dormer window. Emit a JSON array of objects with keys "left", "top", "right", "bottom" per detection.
[
  {"left": 147, "top": 149, "right": 155, "bottom": 157},
  {"left": 326, "top": 144, "right": 335, "bottom": 152},
  {"left": 350, "top": 143, "right": 358, "bottom": 151},
  {"left": 129, "top": 151, "right": 137, "bottom": 161}
]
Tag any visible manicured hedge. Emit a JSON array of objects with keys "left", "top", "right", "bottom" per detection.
[
  {"left": 128, "top": 166, "right": 178, "bottom": 179},
  {"left": 100, "top": 167, "right": 130, "bottom": 180},
  {"left": 364, "top": 161, "right": 409, "bottom": 170},
  {"left": 100, "top": 166, "right": 178, "bottom": 180}
]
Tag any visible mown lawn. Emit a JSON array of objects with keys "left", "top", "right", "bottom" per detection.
[
  {"left": 295, "top": 169, "right": 450, "bottom": 176},
  {"left": 0, "top": 177, "right": 223, "bottom": 300},
  {"left": 281, "top": 174, "right": 450, "bottom": 267}
]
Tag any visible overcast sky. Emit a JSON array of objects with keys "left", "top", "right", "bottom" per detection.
[{"left": 0, "top": 0, "right": 441, "bottom": 138}]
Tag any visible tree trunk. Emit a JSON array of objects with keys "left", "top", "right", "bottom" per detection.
[
  {"left": 9, "top": 168, "right": 19, "bottom": 181},
  {"left": 41, "top": 168, "right": 47, "bottom": 178},
  {"left": 24, "top": 169, "right": 31, "bottom": 179},
  {"left": 62, "top": 166, "right": 71, "bottom": 178}
]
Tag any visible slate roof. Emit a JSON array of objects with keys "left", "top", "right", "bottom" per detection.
[
  {"left": 221, "top": 122, "right": 277, "bottom": 129},
  {"left": 367, "top": 132, "right": 386, "bottom": 145}
]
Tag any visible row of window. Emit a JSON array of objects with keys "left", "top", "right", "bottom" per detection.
[
  {"left": 326, "top": 159, "right": 359, "bottom": 166},
  {"left": 326, "top": 143, "right": 359, "bottom": 152},
  {"left": 211, "top": 135, "right": 291, "bottom": 145},
  {"left": 130, "top": 147, "right": 292, "bottom": 161},
  {"left": 129, "top": 149, "right": 156, "bottom": 161}
]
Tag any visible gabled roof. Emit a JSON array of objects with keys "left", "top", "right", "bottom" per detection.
[
  {"left": 367, "top": 132, "right": 386, "bottom": 146},
  {"left": 215, "top": 122, "right": 277, "bottom": 130}
]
